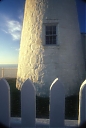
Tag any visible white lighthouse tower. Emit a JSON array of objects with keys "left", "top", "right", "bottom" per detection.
[{"left": 16, "top": 0, "right": 85, "bottom": 97}]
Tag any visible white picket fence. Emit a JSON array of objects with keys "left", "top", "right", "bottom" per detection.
[
  {"left": 0, "top": 68, "right": 17, "bottom": 78},
  {"left": 0, "top": 78, "right": 86, "bottom": 127}
]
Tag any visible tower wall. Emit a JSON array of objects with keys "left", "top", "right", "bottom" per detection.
[{"left": 16, "top": 0, "right": 85, "bottom": 97}]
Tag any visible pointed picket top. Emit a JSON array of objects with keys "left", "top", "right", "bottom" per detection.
[
  {"left": 21, "top": 79, "right": 36, "bottom": 127},
  {"left": 50, "top": 78, "right": 59, "bottom": 90},
  {"left": 21, "top": 78, "right": 35, "bottom": 91},
  {"left": 50, "top": 78, "right": 65, "bottom": 127},
  {"left": 79, "top": 79, "right": 86, "bottom": 92},
  {"left": 78, "top": 80, "right": 86, "bottom": 125},
  {"left": 0, "top": 78, "right": 10, "bottom": 90},
  {"left": 0, "top": 78, "right": 10, "bottom": 127}
]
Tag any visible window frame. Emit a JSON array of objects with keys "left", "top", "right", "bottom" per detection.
[
  {"left": 43, "top": 23, "right": 58, "bottom": 46},
  {"left": 45, "top": 25, "right": 57, "bottom": 45}
]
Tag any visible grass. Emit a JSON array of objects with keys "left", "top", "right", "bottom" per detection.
[
  {"left": 6, "top": 78, "right": 21, "bottom": 117},
  {"left": 65, "top": 95, "right": 79, "bottom": 120},
  {"left": 6, "top": 78, "right": 79, "bottom": 119}
]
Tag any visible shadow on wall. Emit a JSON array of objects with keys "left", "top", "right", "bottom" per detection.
[
  {"left": 16, "top": 77, "right": 50, "bottom": 97},
  {"left": 16, "top": 76, "right": 85, "bottom": 97}
]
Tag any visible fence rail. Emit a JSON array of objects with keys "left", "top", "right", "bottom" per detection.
[
  {"left": 0, "top": 78, "right": 85, "bottom": 127},
  {"left": 0, "top": 68, "right": 17, "bottom": 78}
]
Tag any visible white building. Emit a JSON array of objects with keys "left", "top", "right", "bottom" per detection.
[{"left": 16, "top": 0, "right": 85, "bottom": 97}]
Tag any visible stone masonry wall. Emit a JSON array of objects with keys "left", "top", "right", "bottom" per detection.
[{"left": 16, "top": 0, "right": 85, "bottom": 97}]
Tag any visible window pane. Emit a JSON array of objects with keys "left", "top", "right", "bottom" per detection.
[
  {"left": 53, "top": 36, "right": 56, "bottom": 40},
  {"left": 53, "top": 26, "right": 56, "bottom": 34},
  {"left": 49, "top": 26, "right": 52, "bottom": 31},
  {"left": 46, "top": 36, "right": 49, "bottom": 41},
  {"left": 45, "top": 25, "right": 57, "bottom": 45},
  {"left": 46, "top": 36, "right": 49, "bottom": 44},
  {"left": 53, "top": 26, "right": 56, "bottom": 31},
  {"left": 46, "top": 31, "right": 50, "bottom": 35},
  {"left": 46, "top": 26, "right": 50, "bottom": 31},
  {"left": 53, "top": 31, "right": 56, "bottom": 34},
  {"left": 46, "top": 26, "right": 53, "bottom": 35},
  {"left": 50, "top": 36, "right": 52, "bottom": 41},
  {"left": 50, "top": 30, "right": 52, "bottom": 35}
]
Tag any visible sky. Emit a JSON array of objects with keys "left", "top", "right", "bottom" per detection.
[
  {"left": 0, "top": 0, "right": 25, "bottom": 64},
  {"left": 0, "top": 0, "right": 86, "bottom": 64}
]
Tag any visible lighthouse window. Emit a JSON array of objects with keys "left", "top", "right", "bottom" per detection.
[{"left": 45, "top": 26, "right": 57, "bottom": 45}]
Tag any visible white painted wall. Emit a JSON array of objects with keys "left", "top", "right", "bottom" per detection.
[{"left": 16, "top": 0, "right": 85, "bottom": 97}]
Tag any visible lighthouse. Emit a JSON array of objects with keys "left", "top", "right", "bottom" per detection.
[{"left": 16, "top": 0, "right": 85, "bottom": 97}]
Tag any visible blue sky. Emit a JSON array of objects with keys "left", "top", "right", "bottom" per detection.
[
  {"left": 0, "top": 0, "right": 25, "bottom": 64},
  {"left": 0, "top": 0, "right": 86, "bottom": 64}
]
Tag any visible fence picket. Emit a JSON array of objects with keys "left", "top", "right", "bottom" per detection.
[
  {"left": 0, "top": 78, "right": 10, "bottom": 127},
  {"left": 78, "top": 80, "right": 86, "bottom": 125},
  {"left": 0, "top": 77, "right": 85, "bottom": 127},
  {"left": 50, "top": 78, "right": 65, "bottom": 127},
  {"left": 21, "top": 78, "right": 36, "bottom": 127},
  {"left": 0, "top": 68, "right": 17, "bottom": 78}
]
